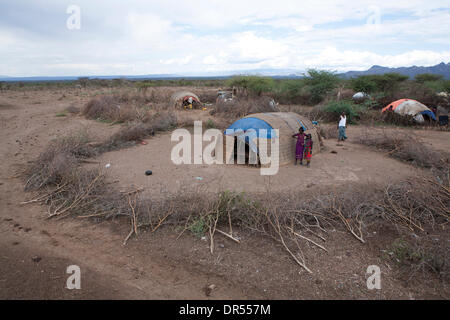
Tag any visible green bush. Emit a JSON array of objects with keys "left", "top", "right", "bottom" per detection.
[
  {"left": 188, "top": 217, "right": 207, "bottom": 237},
  {"left": 226, "top": 76, "right": 275, "bottom": 96},
  {"left": 275, "top": 79, "right": 311, "bottom": 104},
  {"left": 350, "top": 76, "right": 377, "bottom": 93},
  {"left": 349, "top": 73, "right": 408, "bottom": 96},
  {"left": 304, "top": 69, "right": 340, "bottom": 104},
  {"left": 414, "top": 73, "right": 443, "bottom": 83},
  {"left": 323, "top": 100, "right": 361, "bottom": 123},
  {"left": 423, "top": 79, "right": 450, "bottom": 93}
]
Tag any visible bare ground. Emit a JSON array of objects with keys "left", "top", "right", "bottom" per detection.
[{"left": 0, "top": 88, "right": 448, "bottom": 299}]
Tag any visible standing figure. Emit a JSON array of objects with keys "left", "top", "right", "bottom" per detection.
[
  {"left": 292, "top": 127, "right": 306, "bottom": 165},
  {"left": 338, "top": 112, "right": 347, "bottom": 142},
  {"left": 303, "top": 134, "right": 313, "bottom": 167}
]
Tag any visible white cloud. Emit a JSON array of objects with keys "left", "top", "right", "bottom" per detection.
[{"left": 0, "top": 0, "right": 449, "bottom": 76}]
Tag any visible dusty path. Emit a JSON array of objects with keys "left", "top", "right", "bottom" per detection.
[{"left": 1, "top": 89, "right": 448, "bottom": 299}]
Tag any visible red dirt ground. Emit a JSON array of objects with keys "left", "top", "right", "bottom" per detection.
[{"left": 1, "top": 88, "right": 448, "bottom": 299}]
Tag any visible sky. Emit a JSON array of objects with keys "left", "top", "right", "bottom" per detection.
[{"left": 1, "top": 0, "right": 450, "bottom": 77}]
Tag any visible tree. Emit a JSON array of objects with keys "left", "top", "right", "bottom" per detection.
[
  {"left": 303, "top": 69, "right": 340, "bottom": 104},
  {"left": 414, "top": 73, "right": 443, "bottom": 83},
  {"left": 350, "top": 76, "right": 377, "bottom": 93},
  {"left": 226, "top": 76, "right": 275, "bottom": 96}
]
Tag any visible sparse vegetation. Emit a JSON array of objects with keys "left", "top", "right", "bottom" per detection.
[
  {"left": 357, "top": 129, "right": 449, "bottom": 178},
  {"left": 22, "top": 129, "right": 449, "bottom": 276},
  {"left": 11, "top": 70, "right": 449, "bottom": 295},
  {"left": 212, "top": 96, "right": 278, "bottom": 119}
]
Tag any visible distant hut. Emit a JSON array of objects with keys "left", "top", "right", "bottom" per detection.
[
  {"left": 170, "top": 91, "right": 201, "bottom": 109},
  {"left": 382, "top": 99, "right": 436, "bottom": 123},
  {"left": 352, "top": 92, "right": 370, "bottom": 103}
]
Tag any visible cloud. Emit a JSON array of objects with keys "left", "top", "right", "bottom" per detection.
[{"left": 0, "top": 0, "right": 449, "bottom": 76}]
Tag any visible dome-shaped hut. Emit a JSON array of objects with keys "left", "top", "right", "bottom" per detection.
[
  {"left": 224, "top": 112, "right": 320, "bottom": 167},
  {"left": 170, "top": 91, "right": 201, "bottom": 109}
]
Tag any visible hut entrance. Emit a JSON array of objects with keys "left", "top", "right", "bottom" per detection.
[{"left": 232, "top": 137, "right": 260, "bottom": 167}]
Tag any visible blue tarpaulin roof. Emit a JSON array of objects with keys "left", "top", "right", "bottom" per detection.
[
  {"left": 419, "top": 110, "right": 437, "bottom": 121},
  {"left": 224, "top": 117, "right": 276, "bottom": 138},
  {"left": 224, "top": 117, "right": 277, "bottom": 154}
]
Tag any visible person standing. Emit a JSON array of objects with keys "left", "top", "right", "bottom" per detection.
[
  {"left": 292, "top": 127, "right": 306, "bottom": 165},
  {"left": 338, "top": 112, "right": 347, "bottom": 142},
  {"left": 303, "top": 134, "right": 313, "bottom": 167}
]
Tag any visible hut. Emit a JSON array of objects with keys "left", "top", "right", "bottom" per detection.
[
  {"left": 223, "top": 112, "right": 320, "bottom": 167},
  {"left": 352, "top": 92, "right": 370, "bottom": 103},
  {"left": 170, "top": 91, "right": 201, "bottom": 109},
  {"left": 381, "top": 99, "right": 436, "bottom": 123}
]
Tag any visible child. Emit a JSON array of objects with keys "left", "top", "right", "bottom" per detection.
[
  {"left": 303, "top": 134, "right": 313, "bottom": 167},
  {"left": 292, "top": 127, "right": 305, "bottom": 165}
]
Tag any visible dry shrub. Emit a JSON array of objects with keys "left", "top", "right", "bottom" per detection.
[
  {"left": 195, "top": 88, "right": 218, "bottom": 103},
  {"left": 302, "top": 104, "right": 333, "bottom": 123},
  {"left": 24, "top": 132, "right": 95, "bottom": 191},
  {"left": 100, "top": 111, "right": 177, "bottom": 151},
  {"left": 131, "top": 177, "right": 448, "bottom": 274},
  {"left": 42, "top": 169, "right": 128, "bottom": 220},
  {"left": 356, "top": 109, "right": 384, "bottom": 125},
  {"left": 317, "top": 124, "right": 338, "bottom": 139},
  {"left": 358, "top": 129, "right": 447, "bottom": 169},
  {"left": 387, "top": 236, "right": 449, "bottom": 283},
  {"left": 141, "top": 88, "right": 173, "bottom": 103},
  {"left": 83, "top": 95, "right": 142, "bottom": 123},
  {"left": 212, "top": 96, "right": 279, "bottom": 119},
  {"left": 83, "top": 93, "right": 173, "bottom": 123},
  {"left": 382, "top": 178, "right": 450, "bottom": 229},
  {"left": 381, "top": 111, "right": 417, "bottom": 126}
]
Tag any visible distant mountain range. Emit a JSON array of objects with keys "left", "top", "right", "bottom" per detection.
[
  {"left": 340, "top": 62, "right": 450, "bottom": 79},
  {"left": 1, "top": 62, "right": 449, "bottom": 81}
]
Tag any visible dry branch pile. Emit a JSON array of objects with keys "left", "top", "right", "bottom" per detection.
[{"left": 358, "top": 129, "right": 448, "bottom": 170}]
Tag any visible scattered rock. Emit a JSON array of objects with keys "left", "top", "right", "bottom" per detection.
[
  {"left": 145, "top": 170, "right": 153, "bottom": 176},
  {"left": 204, "top": 284, "right": 216, "bottom": 297},
  {"left": 31, "top": 256, "right": 42, "bottom": 263},
  {"left": 331, "top": 150, "right": 337, "bottom": 154}
]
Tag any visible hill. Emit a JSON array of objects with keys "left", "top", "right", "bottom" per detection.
[{"left": 341, "top": 62, "right": 450, "bottom": 79}]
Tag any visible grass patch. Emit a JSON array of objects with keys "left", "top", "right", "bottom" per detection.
[{"left": 55, "top": 110, "right": 68, "bottom": 117}]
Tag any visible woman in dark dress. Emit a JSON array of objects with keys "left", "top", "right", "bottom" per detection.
[{"left": 292, "top": 127, "right": 306, "bottom": 165}]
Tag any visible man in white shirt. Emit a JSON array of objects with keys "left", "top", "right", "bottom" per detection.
[{"left": 338, "top": 112, "right": 347, "bottom": 142}]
